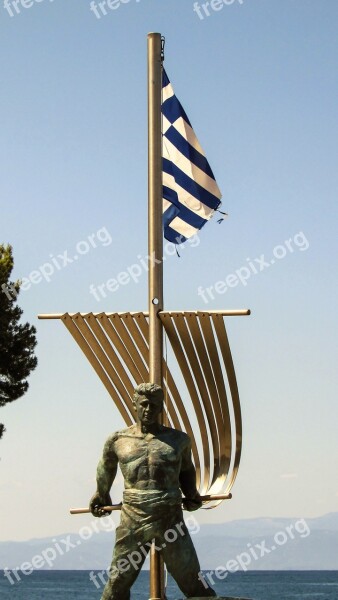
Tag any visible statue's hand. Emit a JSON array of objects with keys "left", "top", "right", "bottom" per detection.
[
  {"left": 89, "top": 492, "right": 112, "bottom": 518},
  {"left": 182, "top": 492, "right": 202, "bottom": 512}
]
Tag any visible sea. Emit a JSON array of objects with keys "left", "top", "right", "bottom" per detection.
[{"left": 1, "top": 571, "right": 338, "bottom": 599}]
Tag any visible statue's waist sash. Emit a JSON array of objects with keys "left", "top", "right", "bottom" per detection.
[
  {"left": 123, "top": 488, "right": 182, "bottom": 508},
  {"left": 121, "top": 489, "right": 182, "bottom": 529}
]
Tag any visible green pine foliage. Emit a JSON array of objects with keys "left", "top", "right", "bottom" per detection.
[{"left": 0, "top": 244, "right": 37, "bottom": 439}]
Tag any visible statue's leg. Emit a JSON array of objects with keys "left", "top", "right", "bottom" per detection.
[
  {"left": 101, "top": 522, "right": 148, "bottom": 600},
  {"left": 161, "top": 521, "right": 217, "bottom": 598}
]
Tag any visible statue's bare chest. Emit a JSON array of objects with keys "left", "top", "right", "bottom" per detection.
[{"left": 114, "top": 434, "right": 181, "bottom": 468}]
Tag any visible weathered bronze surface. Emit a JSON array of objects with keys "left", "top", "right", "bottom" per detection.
[{"left": 90, "top": 383, "right": 217, "bottom": 600}]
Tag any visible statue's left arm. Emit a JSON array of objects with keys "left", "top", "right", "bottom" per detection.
[
  {"left": 89, "top": 434, "right": 118, "bottom": 517},
  {"left": 179, "top": 438, "right": 202, "bottom": 512}
]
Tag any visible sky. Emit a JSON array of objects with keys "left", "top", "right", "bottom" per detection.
[{"left": 0, "top": 0, "right": 337, "bottom": 543}]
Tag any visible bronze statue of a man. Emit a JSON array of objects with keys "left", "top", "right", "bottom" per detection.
[{"left": 90, "top": 382, "right": 216, "bottom": 599}]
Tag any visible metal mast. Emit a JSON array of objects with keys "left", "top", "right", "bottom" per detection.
[{"left": 147, "top": 32, "right": 165, "bottom": 600}]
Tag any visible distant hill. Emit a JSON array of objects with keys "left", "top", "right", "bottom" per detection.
[{"left": 1, "top": 513, "right": 338, "bottom": 571}]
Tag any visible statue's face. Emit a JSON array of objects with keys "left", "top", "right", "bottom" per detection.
[{"left": 136, "top": 394, "right": 163, "bottom": 425}]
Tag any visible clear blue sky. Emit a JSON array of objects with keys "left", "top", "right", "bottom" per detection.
[{"left": 0, "top": 0, "right": 337, "bottom": 541}]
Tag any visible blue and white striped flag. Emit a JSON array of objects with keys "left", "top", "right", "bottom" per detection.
[{"left": 162, "top": 69, "right": 222, "bottom": 244}]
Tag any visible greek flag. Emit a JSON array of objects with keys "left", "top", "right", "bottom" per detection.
[{"left": 162, "top": 69, "right": 222, "bottom": 244}]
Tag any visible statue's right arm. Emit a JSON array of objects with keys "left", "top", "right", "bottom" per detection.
[{"left": 89, "top": 434, "right": 118, "bottom": 517}]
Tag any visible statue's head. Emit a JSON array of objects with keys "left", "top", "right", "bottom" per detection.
[
  {"left": 133, "top": 383, "right": 164, "bottom": 407},
  {"left": 133, "top": 383, "right": 164, "bottom": 425}
]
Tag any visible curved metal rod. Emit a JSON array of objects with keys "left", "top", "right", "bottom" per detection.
[
  {"left": 62, "top": 314, "right": 133, "bottom": 426},
  {"left": 108, "top": 314, "right": 149, "bottom": 382},
  {"left": 212, "top": 315, "right": 242, "bottom": 498},
  {"left": 98, "top": 313, "right": 147, "bottom": 385},
  {"left": 188, "top": 313, "right": 227, "bottom": 485},
  {"left": 126, "top": 313, "right": 201, "bottom": 483},
  {"left": 74, "top": 315, "right": 133, "bottom": 418},
  {"left": 160, "top": 313, "right": 210, "bottom": 494},
  {"left": 173, "top": 313, "right": 220, "bottom": 491},
  {"left": 198, "top": 313, "right": 232, "bottom": 478},
  {"left": 85, "top": 314, "right": 135, "bottom": 407}
]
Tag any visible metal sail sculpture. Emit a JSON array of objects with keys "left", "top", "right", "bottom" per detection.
[{"left": 39, "top": 33, "right": 250, "bottom": 600}]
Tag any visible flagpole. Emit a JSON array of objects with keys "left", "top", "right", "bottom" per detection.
[{"left": 147, "top": 32, "right": 165, "bottom": 600}]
